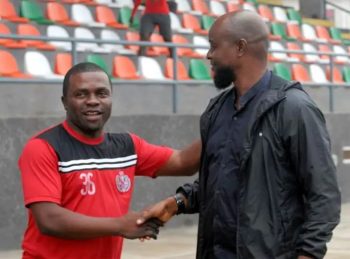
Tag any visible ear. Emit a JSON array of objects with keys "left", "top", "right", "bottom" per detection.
[
  {"left": 61, "top": 96, "right": 68, "bottom": 111},
  {"left": 236, "top": 39, "right": 248, "bottom": 57}
]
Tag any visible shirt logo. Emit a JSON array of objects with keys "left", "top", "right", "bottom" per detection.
[{"left": 116, "top": 171, "right": 131, "bottom": 193}]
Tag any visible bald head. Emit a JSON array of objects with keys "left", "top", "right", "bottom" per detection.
[{"left": 210, "top": 11, "right": 269, "bottom": 60}]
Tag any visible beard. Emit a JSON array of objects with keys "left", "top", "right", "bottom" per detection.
[{"left": 213, "top": 66, "right": 235, "bottom": 90}]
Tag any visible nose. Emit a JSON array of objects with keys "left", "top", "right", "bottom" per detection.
[
  {"left": 206, "top": 49, "right": 212, "bottom": 60},
  {"left": 86, "top": 94, "right": 99, "bottom": 106}
]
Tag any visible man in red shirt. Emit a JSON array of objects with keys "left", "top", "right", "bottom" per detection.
[
  {"left": 130, "top": 0, "right": 173, "bottom": 56},
  {"left": 19, "top": 62, "right": 200, "bottom": 259}
]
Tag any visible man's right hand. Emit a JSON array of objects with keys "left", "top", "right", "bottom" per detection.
[
  {"left": 136, "top": 196, "right": 180, "bottom": 226},
  {"left": 118, "top": 211, "right": 162, "bottom": 240}
]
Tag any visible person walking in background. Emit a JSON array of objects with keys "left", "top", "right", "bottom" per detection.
[
  {"left": 18, "top": 62, "right": 200, "bottom": 259},
  {"left": 130, "top": 0, "right": 173, "bottom": 56},
  {"left": 137, "top": 11, "right": 341, "bottom": 259}
]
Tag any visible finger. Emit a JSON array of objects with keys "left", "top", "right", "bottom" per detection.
[
  {"left": 144, "top": 220, "right": 163, "bottom": 229},
  {"left": 148, "top": 218, "right": 164, "bottom": 226}
]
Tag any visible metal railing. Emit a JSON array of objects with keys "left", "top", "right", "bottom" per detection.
[{"left": 0, "top": 34, "right": 350, "bottom": 112}]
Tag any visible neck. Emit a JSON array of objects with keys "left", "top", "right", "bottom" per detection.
[
  {"left": 234, "top": 67, "right": 267, "bottom": 97},
  {"left": 66, "top": 120, "right": 102, "bottom": 139}
]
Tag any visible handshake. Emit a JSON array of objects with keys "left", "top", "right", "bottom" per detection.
[{"left": 119, "top": 195, "right": 183, "bottom": 240}]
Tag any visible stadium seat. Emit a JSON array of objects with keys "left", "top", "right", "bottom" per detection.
[
  {"left": 246, "top": 0, "right": 257, "bottom": 4},
  {"left": 210, "top": 1, "right": 226, "bottom": 16},
  {"left": 24, "top": 51, "right": 63, "bottom": 79},
  {"left": 54, "top": 53, "right": 72, "bottom": 75},
  {"left": 242, "top": 3, "right": 257, "bottom": 13},
  {"left": 333, "top": 45, "right": 350, "bottom": 64},
  {"left": 291, "top": 64, "right": 310, "bottom": 82},
  {"left": 309, "top": 64, "right": 328, "bottom": 83},
  {"left": 273, "top": 7, "right": 288, "bottom": 23},
  {"left": 303, "top": 43, "right": 324, "bottom": 63},
  {"left": 95, "top": 6, "right": 127, "bottom": 29},
  {"left": 17, "top": 24, "right": 56, "bottom": 50},
  {"left": 286, "top": 42, "right": 305, "bottom": 62},
  {"left": 86, "top": 54, "right": 111, "bottom": 76},
  {"left": 117, "top": 0, "right": 134, "bottom": 8},
  {"left": 318, "top": 44, "right": 331, "bottom": 62},
  {"left": 169, "top": 12, "right": 193, "bottom": 34},
  {"left": 165, "top": 58, "right": 190, "bottom": 80},
  {"left": 315, "top": 25, "right": 341, "bottom": 44},
  {"left": 0, "top": 23, "right": 27, "bottom": 48},
  {"left": 258, "top": 5, "right": 274, "bottom": 22},
  {"left": 72, "top": 4, "right": 105, "bottom": 27},
  {"left": 47, "top": 25, "right": 72, "bottom": 51},
  {"left": 183, "top": 14, "right": 208, "bottom": 35},
  {"left": 113, "top": 56, "right": 140, "bottom": 79},
  {"left": 286, "top": 23, "right": 309, "bottom": 42},
  {"left": 301, "top": 24, "right": 320, "bottom": 42},
  {"left": 227, "top": 2, "right": 240, "bottom": 12},
  {"left": 0, "top": 0, "right": 29, "bottom": 23},
  {"left": 201, "top": 15, "right": 215, "bottom": 31},
  {"left": 330, "top": 27, "right": 350, "bottom": 45},
  {"left": 172, "top": 34, "right": 202, "bottom": 58},
  {"left": 189, "top": 59, "right": 211, "bottom": 80},
  {"left": 74, "top": 27, "right": 110, "bottom": 53},
  {"left": 100, "top": 29, "right": 136, "bottom": 54},
  {"left": 148, "top": 34, "right": 170, "bottom": 56},
  {"left": 62, "top": 0, "right": 97, "bottom": 5},
  {"left": 0, "top": 50, "right": 31, "bottom": 78},
  {"left": 46, "top": 2, "right": 80, "bottom": 27},
  {"left": 273, "top": 63, "right": 291, "bottom": 81},
  {"left": 342, "top": 67, "right": 350, "bottom": 83},
  {"left": 269, "top": 41, "right": 290, "bottom": 62},
  {"left": 174, "top": 0, "right": 193, "bottom": 13},
  {"left": 20, "top": 0, "right": 54, "bottom": 25},
  {"left": 287, "top": 8, "right": 302, "bottom": 24},
  {"left": 119, "top": 7, "right": 139, "bottom": 29},
  {"left": 326, "top": 66, "right": 344, "bottom": 83},
  {"left": 138, "top": 56, "right": 166, "bottom": 80},
  {"left": 193, "top": 35, "right": 210, "bottom": 56},
  {"left": 95, "top": 0, "right": 119, "bottom": 7},
  {"left": 192, "top": 0, "right": 210, "bottom": 15},
  {"left": 125, "top": 31, "right": 140, "bottom": 52},
  {"left": 271, "top": 22, "right": 295, "bottom": 41}
]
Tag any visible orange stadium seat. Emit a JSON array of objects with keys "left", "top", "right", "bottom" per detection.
[
  {"left": 148, "top": 34, "right": 169, "bottom": 56},
  {"left": 95, "top": 6, "right": 128, "bottom": 29},
  {"left": 165, "top": 58, "right": 190, "bottom": 80},
  {"left": 125, "top": 31, "right": 140, "bottom": 53},
  {"left": 315, "top": 25, "right": 341, "bottom": 45},
  {"left": 286, "top": 42, "right": 305, "bottom": 62},
  {"left": 326, "top": 66, "right": 344, "bottom": 83},
  {"left": 17, "top": 24, "right": 56, "bottom": 50},
  {"left": 46, "top": 2, "right": 80, "bottom": 26},
  {"left": 0, "top": 50, "right": 31, "bottom": 78},
  {"left": 318, "top": 44, "right": 331, "bottom": 62},
  {"left": 62, "top": 0, "right": 97, "bottom": 5},
  {"left": 0, "top": 23, "right": 27, "bottom": 48},
  {"left": 192, "top": 0, "right": 210, "bottom": 15},
  {"left": 258, "top": 5, "right": 274, "bottom": 21},
  {"left": 113, "top": 56, "right": 140, "bottom": 79},
  {"left": 182, "top": 14, "right": 208, "bottom": 35},
  {"left": 0, "top": 0, "right": 29, "bottom": 23},
  {"left": 55, "top": 53, "right": 72, "bottom": 75},
  {"left": 291, "top": 64, "right": 311, "bottom": 82},
  {"left": 172, "top": 34, "right": 202, "bottom": 58},
  {"left": 286, "top": 23, "right": 309, "bottom": 42},
  {"left": 227, "top": 3, "right": 240, "bottom": 12}
]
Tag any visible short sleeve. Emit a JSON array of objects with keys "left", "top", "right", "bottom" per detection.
[
  {"left": 18, "top": 138, "right": 62, "bottom": 207},
  {"left": 130, "top": 134, "right": 173, "bottom": 177}
]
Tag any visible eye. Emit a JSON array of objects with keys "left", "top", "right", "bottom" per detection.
[
  {"left": 75, "top": 91, "right": 86, "bottom": 98},
  {"left": 97, "top": 90, "right": 110, "bottom": 98}
]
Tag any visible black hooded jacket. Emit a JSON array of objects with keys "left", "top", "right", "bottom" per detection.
[{"left": 177, "top": 74, "right": 341, "bottom": 259}]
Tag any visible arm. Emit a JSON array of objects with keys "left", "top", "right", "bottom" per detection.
[
  {"left": 30, "top": 202, "right": 160, "bottom": 240},
  {"left": 130, "top": 0, "right": 142, "bottom": 20},
  {"left": 155, "top": 139, "right": 201, "bottom": 176},
  {"left": 282, "top": 89, "right": 341, "bottom": 258}
]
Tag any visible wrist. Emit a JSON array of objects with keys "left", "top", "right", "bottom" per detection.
[{"left": 173, "top": 193, "right": 186, "bottom": 215}]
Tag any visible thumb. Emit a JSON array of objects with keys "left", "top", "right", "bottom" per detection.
[{"left": 136, "top": 210, "right": 150, "bottom": 225}]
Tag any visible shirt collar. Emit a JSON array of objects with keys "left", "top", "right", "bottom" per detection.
[{"left": 63, "top": 120, "right": 104, "bottom": 145}]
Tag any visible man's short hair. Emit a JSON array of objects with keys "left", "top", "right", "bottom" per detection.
[{"left": 62, "top": 62, "right": 112, "bottom": 97}]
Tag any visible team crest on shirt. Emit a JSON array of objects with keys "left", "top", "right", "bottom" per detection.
[{"left": 116, "top": 171, "right": 131, "bottom": 193}]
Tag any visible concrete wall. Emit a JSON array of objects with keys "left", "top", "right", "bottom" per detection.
[{"left": 1, "top": 114, "right": 350, "bottom": 250}]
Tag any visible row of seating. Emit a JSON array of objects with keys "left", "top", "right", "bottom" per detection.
[
  {"left": 273, "top": 63, "right": 350, "bottom": 84},
  {"left": 0, "top": 50, "right": 212, "bottom": 80},
  {"left": 270, "top": 41, "right": 350, "bottom": 64}
]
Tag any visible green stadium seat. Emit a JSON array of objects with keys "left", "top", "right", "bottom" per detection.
[
  {"left": 246, "top": 0, "right": 257, "bottom": 4},
  {"left": 287, "top": 9, "right": 302, "bottom": 25},
  {"left": 329, "top": 27, "right": 350, "bottom": 45},
  {"left": 271, "top": 22, "right": 296, "bottom": 41},
  {"left": 118, "top": 7, "right": 139, "bottom": 30},
  {"left": 273, "top": 63, "right": 291, "bottom": 81},
  {"left": 86, "top": 54, "right": 111, "bottom": 77},
  {"left": 189, "top": 59, "right": 211, "bottom": 80},
  {"left": 343, "top": 67, "right": 350, "bottom": 83},
  {"left": 20, "top": 0, "right": 54, "bottom": 25},
  {"left": 201, "top": 15, "right": 215, "bottom": 31}
]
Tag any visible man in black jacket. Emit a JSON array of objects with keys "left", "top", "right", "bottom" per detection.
[{"left": 137, "top": 11, "right": 341, "bottom": 259}]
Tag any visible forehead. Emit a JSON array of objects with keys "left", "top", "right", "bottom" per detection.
[
  {"left": 209, "top": 21, "right": 228, "bottom": 43},
  {"left": 69, "top": 71, "right": 111, "bottom": 91}
]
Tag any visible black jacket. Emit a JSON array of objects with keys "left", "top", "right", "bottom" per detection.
[{"left": 178, "top": 74, "right": 341, "bottom": 259}]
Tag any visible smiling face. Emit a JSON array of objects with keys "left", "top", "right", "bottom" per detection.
[{"left": 62, "top": 70, "right": 112, "bottom": 138}]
